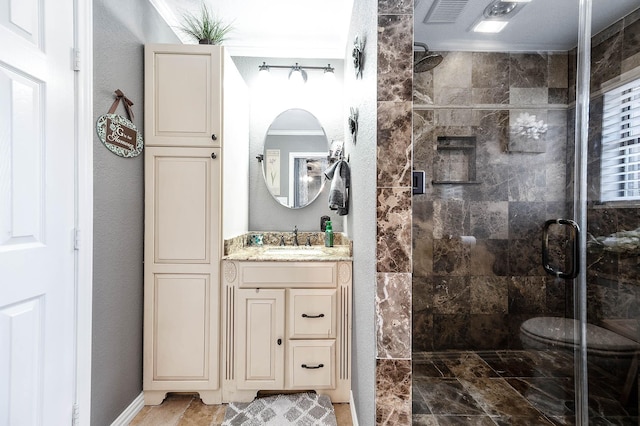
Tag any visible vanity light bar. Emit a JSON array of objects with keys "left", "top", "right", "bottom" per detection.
[{"left": 258, "top": 62, "right": 335, "bottom": 82}]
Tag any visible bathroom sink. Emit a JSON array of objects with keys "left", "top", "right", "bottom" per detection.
[{"left": 262, "top": 247, "right": 326, "bottom": 256}]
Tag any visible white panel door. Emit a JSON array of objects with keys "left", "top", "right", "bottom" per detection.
[{"left": 0, "top": 0, "right": 76, "bottom": 424}]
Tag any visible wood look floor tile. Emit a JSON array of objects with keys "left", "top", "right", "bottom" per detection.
[{"left": 132, "top": 394, "right": 194, "bottom": 425}]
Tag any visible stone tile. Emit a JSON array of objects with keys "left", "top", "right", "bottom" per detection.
[
  {"left": 377, "top": 188, "right": 412, "bottom": 273},
  {"left": 548, "top": 53, "right": 569, "bottom": 88},
  {"left": 378, "top": 0, "right": 412, "bottom": 14},
  {"left": 508, "top": 276, "right": 547, "bottom": 314},
  {"left": 439, "top": 351, "right": 499, "bottom": 379},
  {"left": 432, "top": 314, "right": 470, "bottom": 350},
  {"left": 469, "top": 239, "right": 509, "bottom": 277},
  {"left": 470, "top": 277, "right": 508, "bottom": 314},
  {"left": 433, "top": 238, "right": 470, "bottom": 276},
  {"left": 413, "top": 377, "right": 485, "bottom": 415},
  {"left": 468, "top": 314, "right": 510, "bottom": 350},
  {"left": 472, "top": 52, "right": 510, "bottom": 89},
  {"left": 377, "top": 101, "right": 412, "bottom": 187},
  {"left": 509, "top": 240, "right": 545, "bottom": 277},
  {"left": 470, "top": 201, "right": 508, "bottom": 239},
  {"left": 433, "top": 276, "right": 469, "bottom": 315},
  {"left": 413, "top": 70, "right": 434, "bottom": 104},
  {"left": 433, "top": 200, "right": 470, "bottom": 239},
  {"left": 378, "top": 14, "right": 412, "bottom": 102},
  {"left": 509, "top": 53, "right": 548, "bottom": 88},
  {"left": 506, "top": 377, "right": 575, "bottom": 418},
  {"left": 376, "top": 359, "right": 412, "bottom": 425},
  {"left": 459, "top": 377, "right": 546, "bottom": 418},
  {"left": 377, "top": 272, "right": 412, "bottom": 359},
  {"left": 590, "top": 30, "right": 623, "bottom": 92}
]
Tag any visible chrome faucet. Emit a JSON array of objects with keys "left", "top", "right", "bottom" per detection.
[{"left": 293, "top": 225, "right": 299, "bottom": 246}]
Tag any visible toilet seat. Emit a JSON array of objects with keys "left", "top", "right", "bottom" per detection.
[{"left": 520, "top": 317, "right": 640, "bottom": 357}]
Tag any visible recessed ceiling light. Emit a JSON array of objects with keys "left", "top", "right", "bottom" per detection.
[{"left": 473, "top": 20, "right": 509, "bottom": 33}]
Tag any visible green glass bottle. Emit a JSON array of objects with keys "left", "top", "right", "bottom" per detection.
[{"left": 324, "top": 220, "right": 334, "bottom": 247}]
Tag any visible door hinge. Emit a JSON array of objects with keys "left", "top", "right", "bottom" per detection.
[
  {"left": 73, "top": 48, "right": 81, "bottom": 71},
  {"left": 74, "top": 228, "right": 81, "bottom": 250},
  {"left": 72, "top": 403, "right": 80, "bottom": 426}
]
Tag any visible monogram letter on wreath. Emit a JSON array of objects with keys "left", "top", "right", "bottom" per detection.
[{"left": 96, "top": 89, "right": 144, "bottom": 158}]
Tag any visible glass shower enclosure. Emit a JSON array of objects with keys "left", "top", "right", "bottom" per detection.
[{"left": 411, "top": 0, "right": 640, "bottom": 423}]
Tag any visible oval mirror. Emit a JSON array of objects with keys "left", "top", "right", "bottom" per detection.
[{"left": 261, "top": 109, "right": 329, "bottom": 209}]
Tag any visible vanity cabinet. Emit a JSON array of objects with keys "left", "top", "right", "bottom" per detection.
[
  {"left": 143, "top": 44, "right": 248, "bottom": 405},
  {"left": 222, "top": 261, "right": 352, "bottom": 403}
]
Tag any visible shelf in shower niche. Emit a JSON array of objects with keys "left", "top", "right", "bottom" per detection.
[{"left": 433, "top": 136, "right": 477, "bottom": 184}]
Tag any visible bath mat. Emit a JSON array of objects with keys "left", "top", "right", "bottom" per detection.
[{"left": 222, "top": 392, "right": 337, "bottom": 425}]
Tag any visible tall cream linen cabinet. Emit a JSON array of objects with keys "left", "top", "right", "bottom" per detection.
[{"left": 143, "top": 44, "right": 249, "bottom": 405}]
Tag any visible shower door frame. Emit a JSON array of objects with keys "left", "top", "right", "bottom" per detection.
[{"left": 572, "top": 0, "right": 592, "bottom": 424}]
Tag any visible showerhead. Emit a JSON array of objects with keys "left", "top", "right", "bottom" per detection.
[{"left": 414, "top": 42, "right": 443, "bottom": 73}]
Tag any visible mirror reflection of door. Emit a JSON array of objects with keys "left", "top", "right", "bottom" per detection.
[
  {"left": 290, "top": 153, "right": 328, "bottom": 208},
  {"left": 262, "top": 109, "right": 329, "bottom": 209}
]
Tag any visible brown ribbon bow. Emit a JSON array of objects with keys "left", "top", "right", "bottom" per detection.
[{"left": 108, "top": 89, "right": 135, "bottom": 120}]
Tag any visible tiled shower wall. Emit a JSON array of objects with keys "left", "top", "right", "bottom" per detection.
[
  {"left": 375, "top": 1, "right": 413, "bottom": 425},
  {"left": 412, "top": 51, "right": 571, "bottom": 352}
]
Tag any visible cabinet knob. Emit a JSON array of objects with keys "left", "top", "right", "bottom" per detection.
[
  {"left": 211, "top": 134, "right": 217, "bottom": 141},
  {"left": 277, "top": 338, "right": 282, "bottom": 346},
  {"left": 211, "top": 152, "right": 217, "bottom": 159}
]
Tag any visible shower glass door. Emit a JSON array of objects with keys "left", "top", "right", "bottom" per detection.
[
  {"left": 411, "top": 0, "right": 640, "bottom": 424},
  {"left": 578, "top": 2, "right": 640, "bottom": 423}
]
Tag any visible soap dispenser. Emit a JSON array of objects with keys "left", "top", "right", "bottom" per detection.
[{"left": 324, "top": 220, "right": 334, "bottom": 247}]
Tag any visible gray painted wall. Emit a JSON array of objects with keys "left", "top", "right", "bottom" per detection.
[
  {"left": 92, "top": 1, "right": 178, "bottom": 424},
  {"left": 231, "top": 57, "right": 346, "bottom": 232},
  {"left": 344, "top": 0, "right": 378, "bottom": 424}
]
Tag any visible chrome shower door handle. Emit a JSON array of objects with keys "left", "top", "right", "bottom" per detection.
[{"left": 542, "top": 219, "right": 580, "bottom": 279}]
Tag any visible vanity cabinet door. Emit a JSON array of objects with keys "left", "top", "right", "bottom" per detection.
[
  {"left": 145, "top": 44, "right": 222, "bottom": 147},
  {"left": 236, "top": 289, "right": 285, "bottom": 390}
]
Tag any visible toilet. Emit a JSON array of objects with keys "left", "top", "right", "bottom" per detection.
[
  {"left": 520, "top": 317, "right": 640, "bottom": 357},
  {"left": 520, "top": 316, "right": 640, "bottom": 404}
]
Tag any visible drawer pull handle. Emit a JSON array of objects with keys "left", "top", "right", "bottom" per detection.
[
  {"left": 302, "top": 313, "right": 325, "bottom": 319},
  {"left": 301, "top": 363, "right": 324, "bottom": 369}
]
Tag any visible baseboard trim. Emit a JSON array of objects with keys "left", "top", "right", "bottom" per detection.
[
  {"left": 110, "top": 391, "right": 144, "bottom": 426},
  {"left": 349, "top": 391, "right": 359, "bottom": 426}
]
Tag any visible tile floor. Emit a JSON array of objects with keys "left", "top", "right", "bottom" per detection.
[
  {"left": 130, "top": 393, "right": 353, "bottom": 426},
  {"left": 413, "top": 350, "right": 638, "bottom": 425}
]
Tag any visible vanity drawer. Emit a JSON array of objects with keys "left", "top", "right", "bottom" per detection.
[
  {"left": 238, "top": 262, "right": 337, "bottom": 288},
  {"left": 288, "top": 340, "right": 335, "bottom": 389},
  {"left": 288, "top": 289, "right": 336, "bottom": 339}
]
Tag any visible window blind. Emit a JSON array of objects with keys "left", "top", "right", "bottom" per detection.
[{"left": 600, "top": 77, "right": 640, "bottom": 202}]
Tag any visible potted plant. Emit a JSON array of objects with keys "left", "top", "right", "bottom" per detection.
[{"left": 178, "top": 3, "right": 233, "bottom": 45}]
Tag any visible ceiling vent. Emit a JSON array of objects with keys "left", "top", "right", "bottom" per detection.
[{"left": 423, "top": 0, "right": 470, "bottom": 24}]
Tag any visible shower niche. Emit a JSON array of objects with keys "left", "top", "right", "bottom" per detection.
[{"left": 432, "top": 136, "right": 479, "bottom": 184}]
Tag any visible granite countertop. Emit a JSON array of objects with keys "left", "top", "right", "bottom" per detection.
[
  {"left": 223, "top": 231, "right": 352, "bottom": 261},
  {"left": 223, "top": 244, "right": 352, "bottom": 261}
]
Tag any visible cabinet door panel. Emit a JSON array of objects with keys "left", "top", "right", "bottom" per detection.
[
  {"left": 146, "top": 147, "right": 220, "bottom": 264},
  {"left": 236, "top": 289, "right": 285, "bottom": 389},
  {"left": 145, "top": 45, "right": 221, "bottom": 147},
  {"left": 153, "top": 274, "right": 210, "bottom": 380}
]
